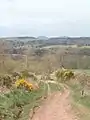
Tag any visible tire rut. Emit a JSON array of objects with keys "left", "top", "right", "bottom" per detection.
[{"left": 30, "top": 89, "right": 78, "bottom": 120}]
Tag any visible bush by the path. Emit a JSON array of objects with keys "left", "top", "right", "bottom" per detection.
[{"left": 55, "top": 68, "right": 74, "bottom": 82}]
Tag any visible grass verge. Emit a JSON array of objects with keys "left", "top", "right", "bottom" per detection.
[
  {"left": 68, "top": 82, "right": 90, "bottom": 120},
  {"left": 0, "top": 81, "right": 62, "bottom": 120}
]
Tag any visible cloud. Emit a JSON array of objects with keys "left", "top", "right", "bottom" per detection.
[{"left": 0, "top": 0, "right": 90, "bottom": 36}]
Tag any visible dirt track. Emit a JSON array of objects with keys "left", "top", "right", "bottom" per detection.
[{"left": 31, "top": 89, "right": 77, "bottom": 120}]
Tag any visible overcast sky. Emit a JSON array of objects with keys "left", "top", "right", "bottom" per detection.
[{"left": 0, "top": 0, "right": 90, "bottom": 37}]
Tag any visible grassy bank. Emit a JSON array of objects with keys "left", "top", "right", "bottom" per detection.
[
  {"left": 0, "top": 81, "right": 62, "bottom": 120},
  {"left": 69, "top": 82, "right": 90, "bottom": 120}
]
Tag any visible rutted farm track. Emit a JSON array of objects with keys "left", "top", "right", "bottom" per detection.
[{"left": 29, "top": 83, "right": 78, "bottom": 120}]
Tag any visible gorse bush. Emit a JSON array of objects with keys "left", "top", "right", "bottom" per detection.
[
  {"left": 15, "top": 79, "right": 34, "bottom": 91},
  {"left": 0, "top": 82, "right": 46, "bottom": 120},
  {"left": 0, "top": 70, "right": 38, "bottom": 89},
  {"left": 55, "top": 68, "right": 74, "bottom": 82},
  {"left": 0, "top": 75, "right": 14, "bottom": 88}
]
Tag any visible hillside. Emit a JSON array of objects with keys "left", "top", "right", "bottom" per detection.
[{"left": 0, "top": 40, "right": 90, "bottom": 120}]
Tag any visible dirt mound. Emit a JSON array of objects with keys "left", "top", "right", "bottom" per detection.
[{"left": 30, "top": 89, "right": 77, "bottom": 120}]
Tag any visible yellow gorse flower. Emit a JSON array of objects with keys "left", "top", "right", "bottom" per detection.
[
  {"left": 15, "top": 79, "right": 33, "bottom": 90},
  {"left": 15, "top": 79, "right": 25, "bottom": 86}
]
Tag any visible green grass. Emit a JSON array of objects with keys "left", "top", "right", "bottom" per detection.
[
  {"left": 0, "top": 81, "right": 62, "bottom": 120},
  {"left": 48, "top": 83, "right": 62, "bottom": 92},
  {"left": 68, "top": 82, "right": 90, "bottom": 108},
  {"left": 43, "top": 45, "right": 78, "bottom": 49},
  {"left": 69, "top": 82, "right": 90, "bottom": 120},
  {"left": 73, "top": 69, "right": 90, "bottom": 74},
  {"left": 0, "top": 82, "right": 46, "bottom": 120},
  {"left": 80, "top": 46, "right": 90, "bottom": 48}
]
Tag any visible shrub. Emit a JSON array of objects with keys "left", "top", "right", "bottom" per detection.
[
  {"left": 21, "top": 70, "right": 30, "bottom": 78},
  {"left": 0, "top": 75, "right": 13, "bottom": 88},
  {"left": 21, "top": 70, "right": 37, "bottom": 81},
  {"left": 15, "top": 79, "right": 34, "bottom": 91},
  {"left": 55, "top": 68, "right": 74, "bottom": 82},
  {"left": 0, "top": 88, "right": 42, "bottom": 120}
]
